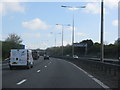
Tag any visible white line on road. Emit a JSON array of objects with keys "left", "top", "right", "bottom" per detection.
[
  {"left": 16, "top": 79, "right": 27, "bottom": 85},
  {"left": 45, "top": 66, "right": 47, "bottom": 67},
  {"left": 69, "top": 62, "right": 110, "bottom": 89},
  {"left": 48, "top": 62, "right": 51, "bottom": 65},
  {"left": 37, "top": 70, "right": 41, "bottom": 73},
  {"left": 62, "top": 60, "right": 110, "bottom": 89},
  {"left": 92, "top": 78, "right": 110, "bottom": 88}
]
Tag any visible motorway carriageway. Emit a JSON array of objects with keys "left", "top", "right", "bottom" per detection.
[{"left": 2, "top": 57, "right": 109, "bottom": 89}]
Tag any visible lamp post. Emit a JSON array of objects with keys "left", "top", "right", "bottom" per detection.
[
  {"left": 61, "top": 5, "right": 86, "bottom": 57},
  {"left": 100, "top": 0, "right": 104, "bottom": 62},
  {"left": 50, "top": 32, "right": 61, "bottom": 47},
  {"left": 56, "top": 24, "right": 70, "bottom": 56}
]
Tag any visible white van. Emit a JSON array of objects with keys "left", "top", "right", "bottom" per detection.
[{"left": 9, "top": 49, "right": 33, "bottom": 69}]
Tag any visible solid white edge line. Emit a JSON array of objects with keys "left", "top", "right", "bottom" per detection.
[
  {"left": 67, "top": 61, "right": 110, "bottom": 89},
  {"left": 57, "top": 59, "right": 110, "bottom": 89},
  {"left": 54, "top": 58, "right": 111, "bottom": 89},
  {"left": 92, "top": 78, "right": 109, "bottom": 88},
  {"left": 17, "top": 79, "right": 27, "bottom": 85}
]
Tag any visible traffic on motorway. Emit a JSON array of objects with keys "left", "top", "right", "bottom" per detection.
[
  {"left": 8, "top": 49, "right": 49, "bottom": 70},
  {"left": 2, "top": 49, "right": 119, "bottom": 89},
  {"left": 1, "top": 1, "right": 119, "bottom": 89},
  {"left": 2, "top": 56, "right": 106, "bottom": 88}
]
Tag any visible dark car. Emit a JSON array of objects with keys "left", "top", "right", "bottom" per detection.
[
  {"left": 44, "top": 55, "right": 49, "bottom": 60},
  {"left": 32, "top": 50, "right": 39, "bottom": 60}
]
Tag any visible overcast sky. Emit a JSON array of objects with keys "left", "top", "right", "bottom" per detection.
[{"left": 0, "top": 0, "right": 119, "bottom": 49}]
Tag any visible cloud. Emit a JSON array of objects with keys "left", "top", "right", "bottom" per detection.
[
  {"left": 22, "top": 33, "right": 41, "bottom": 38},
  {"left": 66, "top": 26, "right": 76, "bottom": 31},
  {"left": 105, "top": 0, "right": 118, "bottom": 9},
  {"left": 55, "top": 25, "right": 75, "bottom": 31},
  {"left": 112, "top": 20, "right": 118, "bottom": 27},
  {"left": 0, "top": 3, "right": 2, "bottom": 15},
  {"left": 45, "top": 33, "right": 53, "bottom": 37},
  {"left": 66, "top": 26, "right": 72, "bottom": 31},
  {"left": 55, "top": 25, "right": 76, "bottom": 31},
  {"left": 25, "top": 39, "right": 50, "bottom": 49},
  {"left": 1, "top": 0, "right": 99, "bottom": 3},
  {"left": 0, "top": 34, "right": 7, "bottom": 40},
  {"left": 56, "top": 26, "right": 77, "bottom": 31},
  {"left": 2, "top": 0, "right": 28, "bottom": 2},
  {"left": 57, "top": 41, "right": 71, "bottom": 46},
  {"left": 84, "top": 3, "right": 100, "bottom": 14},
  {"left": 76, "top": 32, "right": 88, "bottom": 37},
  {"left": 83, "top": 0, "right": 118, "bottom": 9},
  {"left": 26, "top": 44, "right": 40, "bottom": 49},
  {"left": 0, "top": 2, "right": 25, "bottom": 15},
  {"left": 84, "top": 0, "right": 118, "bottom": 15},
  {"left": 55, "top": 25, "right": 62, "bottom": 30},
  {"left": 22, "top": 18, "right": 49, "bottom": 30},
  {"left": 63, "top": 41, "right": 71, "bottom": 46}
]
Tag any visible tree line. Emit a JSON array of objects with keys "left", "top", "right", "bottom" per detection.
[
  {"left": 1, "top": 33, "right": 119, "bottom": 60},
  {"left": 1, "top": 33, "right": 24, "bottom": 60},
  {"left": 46, "top": 39, "right": 120, "bottom": 59}
]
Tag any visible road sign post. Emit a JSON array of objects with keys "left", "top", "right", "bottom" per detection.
[{"left": 73, "top": 43, "right": 87, "bottom": 56}]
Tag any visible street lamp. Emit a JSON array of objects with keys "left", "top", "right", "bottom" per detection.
[
  {"left": 50, "top": 32, "right": 61, "bottom": 47},
  {"left": 61, "top": 5, "right": 86, "bottom": 57},
  {"left": 56, "top": 24, "right": 70, "bottom": 56},
  {"left": 100, "top": 0, "right": 104, "bottom": 62}
]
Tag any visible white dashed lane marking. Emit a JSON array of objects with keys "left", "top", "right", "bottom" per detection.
[
  {"left": 37, "top": 70, "right": 41, "bottom": 73},
  {"left": 16, "top": 79, "right": 27, "bottom": 85},
  {"left": 48, "top": 62, "right": 51, "bottom": 65}
]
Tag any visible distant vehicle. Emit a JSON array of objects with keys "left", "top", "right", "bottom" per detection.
[
  {"left": 66, "top": 55, "right": 70, "bottom": 57},
  {"left": 9, "top": 49, "right": 33, "bottom": 69},
  {"left": 44, "top": 55, "right": 49, "bottom": 60},
  {"left": 32, "top": 50, "right": 39, "bottom": 60},
  {"left": 73, "top": 55, "right": 79, "bottom": 59}
]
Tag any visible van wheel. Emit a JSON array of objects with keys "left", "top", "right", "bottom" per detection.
[
  {"left": 27, "top": 63, "right": 31, "bottom": 69},
  {"left": 27, "top": 65, "right": 30, "bottom": 69},
  {"left": 9, "top": 66, "right": 13, "bottom": 70},
  {"left": 31, "top": 65, "right": 33, "bottom": 68}
]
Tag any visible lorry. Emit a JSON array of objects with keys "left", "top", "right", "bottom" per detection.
[{"left": 9, "top": 49, "right": 33, "bottom": 69}]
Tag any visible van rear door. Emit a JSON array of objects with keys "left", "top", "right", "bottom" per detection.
[
  {"left": 18, "top": 50, "right": 27, "bottom": 65},
  {"left": 10, "top": 50, "right": 19, "bottom": 65},
  {"left": 10, "top": 49, "right": 27, "bottom": 66}
]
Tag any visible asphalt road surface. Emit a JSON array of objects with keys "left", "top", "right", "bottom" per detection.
[{"left": 2, "top": 57, "right": 106, "bottom": 88}]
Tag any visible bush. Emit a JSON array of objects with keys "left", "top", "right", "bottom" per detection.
[{"left": 2, "top": 41, "right": 23, "bottom": 60}]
